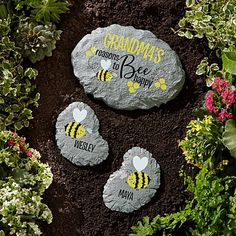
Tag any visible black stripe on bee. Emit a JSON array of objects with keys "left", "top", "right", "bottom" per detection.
[
  {"left": 134, "top": 172, "right": 139, "bottom": 189},
  {"left": 74, "top": 123, "right": 81, "bottom": 138},
  {"left": 104, "top": 70, "right": 108, "bottom": 81},
  {"left": 141, "top": 172, "right": 145, "bottom": 188}
]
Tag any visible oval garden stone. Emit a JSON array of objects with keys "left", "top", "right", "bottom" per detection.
[
  {"left": 103, "top": 147, "right": 160, "bottom": 213},
  {"left": 72, "top": 24, "right": 185, "bottom": 110},
  {"left": 55, "top": 102, "right": 109, "bottom": 166}
]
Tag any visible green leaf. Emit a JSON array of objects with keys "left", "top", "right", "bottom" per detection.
[
  {"left": 14, "top": 121, "right": 23, "bottom": 130},
  {"left": 222, "top": 51, "right": 236, "bottom": 75},
  {"left": 178, "top": 19, "right": 186, "bottom": 27},
  {"left": 0, "top": 230, "right": 5, "bottom": 236},
  {"left": 223, "top": 119, "right": 236, "bottom": 158},
  {"left": 24, "top": 67, "right": 38, "bottom": 79},
  {"left": 186, "top": 0, "right": 195, "bottom": 8},
  {"left": 185, "top": 31, "right": 193, "bottom": 39}
]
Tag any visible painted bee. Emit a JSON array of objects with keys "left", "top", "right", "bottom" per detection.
[
  {"left": 65, "top": 108, "right": 92, "bottom": 139},
  {"left": 127, "top": 156, "right": 150, "bottom": 190},
  {"left": 96, "top": 59, "right": 113, "bottom": 82}
]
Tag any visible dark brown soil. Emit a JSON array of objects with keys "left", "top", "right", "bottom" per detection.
[{"left": 25, "top": 0, "right": 210, "bottom": 235}]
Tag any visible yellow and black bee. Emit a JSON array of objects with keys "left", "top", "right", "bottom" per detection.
[
  {"left": 96, "top": 70, "right": 113, "bottom": 81},
  {"left": 65, "top": 108, "right": 93, "bottom": 139},
  {"left": 96, "top": 59, "right": 113, "bottom": 82},
  {"left": 65, "top": 122, "right": 86, "bottom": 139},
  {"left": 127, "top": 171, "right": 150, "bottom": 190}
]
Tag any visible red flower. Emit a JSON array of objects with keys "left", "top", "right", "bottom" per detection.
[
  {"left": 26, "top": 149, "right": 33, "bottom": 157},
  {"left": 7, "top": 140, "right": 15, "bottom": 147}
]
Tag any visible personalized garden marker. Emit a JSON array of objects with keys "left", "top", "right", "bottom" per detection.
[
  {"left": 72, "top": 24, "right": 185, "bottom": 110},
  {"left": 55, "top": 102, "right": 109, "bottom": 166},
  {"left": 103, "top": 147, "right": 160, "bottom": 213}
]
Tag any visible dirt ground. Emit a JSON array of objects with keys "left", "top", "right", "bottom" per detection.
[{"left": 25, "top": 0, "right": 210, "bottom": 235}]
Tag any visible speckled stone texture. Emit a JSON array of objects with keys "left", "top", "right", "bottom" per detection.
[
  {"left": 103, "top": 147, "right": 160, "bottom": 213},
  {"left": 72, "top": 24, "right": 185, "bottom": 110},
  {"left": 56, "top": 102, "right": 109, "bottom": 166}
]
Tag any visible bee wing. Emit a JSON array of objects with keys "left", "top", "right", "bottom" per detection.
[
  {"left": 73, "top": 108, "right": 87, "bottom": 123},
  {"left": 133, "top": 156, "right": 149, "bottom": 172},
  {"left": 113, "top": 72, "right": 118, "bottom": 77},
  {"left": 86, "top": 128, "right": 93, "bottom": 134},
  {"left": 101, "top": 59, "right": 111, "bottom": 70}
]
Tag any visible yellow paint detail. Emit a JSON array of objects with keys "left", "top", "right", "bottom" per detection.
[
  {"left": 127, "top": 81, "right": 140, "bottom": 94},
  {"left": 65, "top": 122, "right": 86, "bottom": 139},
  {"left": 127, "top": 81, "right": 133, "bottom": 87},
  {"left": 127, "top": 172, "right": 150, "bottom": 190},
  {"left": 159, "top": 78, "right": 165, "bottom": 84},
  {"left": 129, "top": 87, "right": 135, "bottom": 94},
  {"left": 127, "top": 172, "right": 136, "bottom": 189},
  {"left": 161, "top": 84, "right": 167, "bottom": 91},
  {"left": 75, "top": 125, "right": 86, "bottom": 139},
  {"left": 85, "top": 47, "right": 97, "bottom": 57},
  {"left": 155, "top": 82, "right": 161, "bottom": 88},
  {"left": 91, "top": 47, "right": 96, "bottom": 52},
  {"left": 133, "top": 83, "right": 140, "bottom": 89},
  {"left": 155, "top": 77, "right": 167, "bottom": 91},
  {"left": 106, "top": 71, "right": 113, "bottom": 81},
  {"left": 103, "top": 32, "right": 164, "bottom": 64}
]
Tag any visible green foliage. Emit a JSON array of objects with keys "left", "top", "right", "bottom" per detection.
[
  {"left": 177, "top": 0, "right": 236, "bottom": 85},
  {"left": 0, "top": 25, "right": 40, "bottom": 131},
  {"left": 222, "top": 51, "right": 236, "bottom": 75},
  {"left": 223, "top": 120, "right": 236, "bottom": 159},
  {"left": 15, "top": 20, "right": 62, "bottom": 63},
  {"left": 196, "top": 57, "right": 220, "bottom": 87},
  {"left": 130, "top": 160, "right": 236, "bottom": 236},
  {"left": 13, "top": 0, "right": 69, "bottom": 24},
  {"left": 177, "top": 0, "right": 236, "bottom": 51},
  {"left": 0, "top": 131, "right": 53, "bottom": 235},
  {"left": 178, "top": 115, "right": 225, "bottom": 168}
]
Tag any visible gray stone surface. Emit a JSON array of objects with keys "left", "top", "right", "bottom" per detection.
[
  {"left": 103, "top": 147, "right": 160, "bottom": 213},
  {"left": 55, "top": 102, "right": 109, "bottom": 166},
  {"left": 72, "top": 24, "right": 185, "bottom": 110}
]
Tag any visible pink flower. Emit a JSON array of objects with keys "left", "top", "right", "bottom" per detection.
[
  {"left": 26, "top": 149, "right": 32, "bottom": 157},
  {"left": 19, "top": 147, "right": 25, "bottom": 154},
  {"left": 206, "top": 91, "right": 217, "bottom": 113},
  {"left": 218, "top": 109, "right": 233, "bottom": 122},
  {"left": 7, "top": 140, "right": 15, "bottom": 147}
]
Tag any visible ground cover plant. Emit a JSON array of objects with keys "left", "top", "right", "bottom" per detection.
[
  {"left": 131, "top": 0, "right": 236, "bottom": 235},
  {"left": 0, "top": 0, "right": 68, "bottom": 131},
  {"left": 0, "top": 0, "right": 68, "bottom": 235},
  {"left": 0, "top": 131, "right": 53, "bottom": 236}
]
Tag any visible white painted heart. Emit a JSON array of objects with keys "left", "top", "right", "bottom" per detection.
[
  {"left": 101, "top": 59, "right": 111, "bottom": 70},
  {"left": 133, "top": 156, "right": 148, "bottom": 172},
  {"left": 73, "top": 108, "right": 87, "bottom": 123}
]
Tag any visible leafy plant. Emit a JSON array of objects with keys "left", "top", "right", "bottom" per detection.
[
  {"left": 130, "top": 159, "right": 236, "bottom": 236},
  {"left": 15, "top": 20, "right": 62, "bottom": 63},
  {"left": 13, "top": 0, "right": 69, "bottom": 24},
  {"left": 179, "top": 115, "right": 225, "bottom": 168},
  {"left": 177, "top": 0, "right": 236, "bottom": 51},
  {"left": 223, "top": 119, "right": 236, "bottom": 159},
  {"left": 0, "top": 131, "right": 53, "bottom": 235},
  {"left": 222, "top": 51, "right": 236, "bottom": 75},
  {"left": 0, "top": 26, "right": 40, "bottom": 130},
  {"left": 177, "top": 0, "right": 236, "bottom": 84}
]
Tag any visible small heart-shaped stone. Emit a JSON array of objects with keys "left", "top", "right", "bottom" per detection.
[
  {"left": 101, "top": 59, "right": 111, "bottom": 70},
  {"left": 133, "top": 156, "right": 148, "bottom": 171},
  {"left": 73, "top": 108, "right": 87, "bottom": 123},
  {"left": 103, "top": 147, "right": 161, "bottom": 213}
]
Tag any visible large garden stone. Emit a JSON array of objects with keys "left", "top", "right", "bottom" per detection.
[
  {"left": 55, "top": 102, "right": 109, "bottom": 166},
  {"left": 103, "top": 147, "right": 160, "bottom": 213},
  {"left": 72, "top": 24, "right": 185, "bottom": 110}
]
